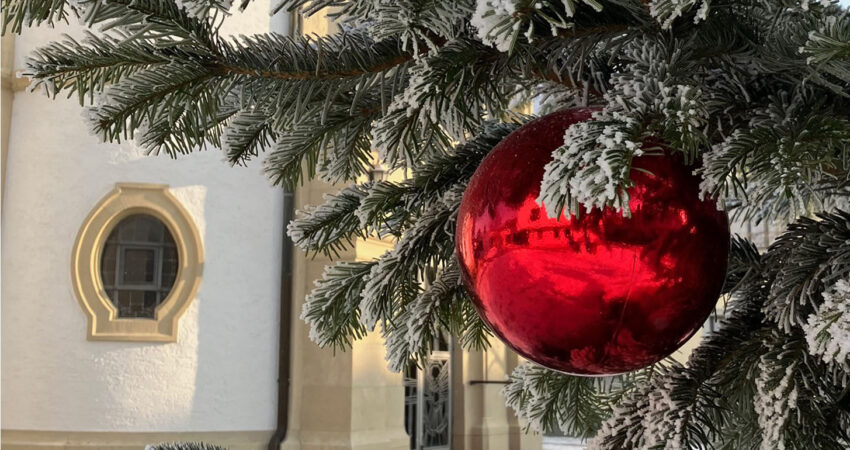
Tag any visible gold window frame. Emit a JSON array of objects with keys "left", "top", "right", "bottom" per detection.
[{"left": 71, "top": 183, "right": 203, "bottom": 342}]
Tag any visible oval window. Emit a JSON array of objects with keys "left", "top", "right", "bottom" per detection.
[{"left": 100, "top": 214, "right": 179, "bottom": 318}]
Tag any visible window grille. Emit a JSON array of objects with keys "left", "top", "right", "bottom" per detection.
[{"left": 100, "top": 214, "right": 178, "bottom": 318}]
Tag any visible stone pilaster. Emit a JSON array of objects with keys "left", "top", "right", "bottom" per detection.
[{"left": 454, "top": 343, "right": 541, "bottom": 450}]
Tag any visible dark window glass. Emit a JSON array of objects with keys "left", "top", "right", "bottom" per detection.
[{"left": 100, "top": 214, "right": 178, "bottom": 318}]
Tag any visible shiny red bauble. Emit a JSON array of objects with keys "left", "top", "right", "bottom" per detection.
[{"left": 455, "top": 109, "right": 730, "bottom": 375}]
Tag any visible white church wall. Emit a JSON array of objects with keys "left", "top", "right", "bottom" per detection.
[{"left": 1, "top": 1, "right": 283, "bottom": 433}]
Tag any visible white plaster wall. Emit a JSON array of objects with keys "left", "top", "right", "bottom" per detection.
[{"left": 1, "top": 2, "right": 284, "bottom": 432}]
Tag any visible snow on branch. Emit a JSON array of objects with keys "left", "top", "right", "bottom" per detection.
[
  {"left": 300, "top": 261, "right": 375, "bottom": 349},
  {"left": 287, "top": 185, "right": 369, "bottom": 257},
  {"left": 382, "top": 261, "right": 465, "bottom": 372},
  {"left": 471, "top": 0, "right": 605, "bottom": 52},
  {"left": 800, "top": 11, "right": 850, "bottom": 92},
  {"left": 359, "top": 184, "right": 465, "bottom": 330},
  {"left": 754, "top": 352, "right": 799, "bottom": 450},
  {"left": 647, "top": 0, "right": 709, "bottom": 29},
  {"left": 538, "top": 37, "right": 708, "bottom": 216},
  {"left": 763, "top": 211, "right": 850, "bottom": 333},
  {"left": 371, "top": 40, "right": 515, "bottom": 167},
  {"left": 699, "top": 90, "right": 850, "bottom": 223},
  {"left": 504, "top": 362, "right": 632, "bottom": 437},
  {"left": 805, "top": 279, "right": 850, "bottom": 371}
]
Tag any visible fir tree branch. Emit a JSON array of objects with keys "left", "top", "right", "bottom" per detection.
[
  {"left": 300, "top": 260, "right": 375, "bottom": 351},
  {"left": 721, "top": 235, "right": 763, "bottom": 296},
  {"left": 25, "top": 32, "right": 172, "bottom": 101},
  {"left": 78, "top": 0, "right": 218, "bottom": 46},
  {"left": 137, "top": 90, "right": 240, "bottom": 155},
  {"left": 20, "top": 0, "right": 655, "bottom": 191},
  {"left": 2, "top": 0, "right": 75, "bottom": 34},
  {"left": 408, "top": 121, "right": 521, "bottom": 198},
  {"left": 215, "top": 33, "right": 412, "bottom": 82},
  {"left": 288, "top": 121, "right": 517, "bottom": 256},
  {"left": 802, "top": 13, "right": 850, "bottom": 87},
  {"left": 700, "top": 90, "right": 850, "bottom": 223},
  {"left": 221, "top": 109, "right": 277, "bottom": 163},
  {"left": 359, "top": 184, "right": 464, "bottom": 330},
  {"left": 752, "top": 329, "right": 850, "bottom": 450},
  {"left": 382, "top": 261, "right": 467, "bottom": 371},
  {"left": 86, "top": 61, "right": 219, "bottom": 142},
  {"left": 355, "top": 181, "right": 417, "bottom": 238},
  {"left": 505, "top": 364, "right": 650, "bottom": 438},
  {"left": 287, "top": 184, "right": 369, "bottom": 258},
  {"left": 765, "top": 210, "right": 850, "bottom": 334},
  {"left": 449, "top": 296, "right": 493, "bottom": 351}
]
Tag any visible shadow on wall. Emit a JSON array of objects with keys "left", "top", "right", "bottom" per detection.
[{"left": 182, "top": 175, "right": 282, "bottom": 434}]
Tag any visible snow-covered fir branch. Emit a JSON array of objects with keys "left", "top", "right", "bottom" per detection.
[
  {"left": 471, "top": 0, "right": 606, "bottom": 52},
  {"left": 357, "top": 0, "right": 475, "bottom": 54},
  {"left": 382, "top": 261, "right": 464, "bottom": 371},
  {"left": 359, "top": 184, "right": 464, "bottom": 329},
  {"left": 763, "top": 211, "right": 850, "bottom": 333},
  {"left": 805, "top": 279, "right": 850, "bottom": 370},
  {"left": 504, "top": 362, "right": 638, "bottom": 437},
  {"left": 754, "top": 353, "right": 799, "bottom": 450},
  {"left": 648, "top": 0, "right": 709, "bottom": 29},
  {"left": 174, "top": 0, "right": 233, "bottom": 18},
  {"left": 287, "top": 185, "right": 369, "bottom": 257},
  {"left": 700, "top": 90, "right": 850, "bottom": 222},
  {"left": 300, "top": 261, "right": 374, "bottom": 349},
  {"left": 538, "top": 37, "right": 708, "bottom": 215}
]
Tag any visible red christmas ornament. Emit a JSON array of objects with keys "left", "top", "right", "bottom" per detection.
[{"left": 456, "top": 108, "right": 730, "bottom": 375}]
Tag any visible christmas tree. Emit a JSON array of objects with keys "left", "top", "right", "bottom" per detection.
[{"left": 5, "top": 0, "right": 850, "bottom": 447}]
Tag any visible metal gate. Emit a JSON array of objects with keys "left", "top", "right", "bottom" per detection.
[{"left": 404, "top": 334, "right": 451, "bottom": 449}]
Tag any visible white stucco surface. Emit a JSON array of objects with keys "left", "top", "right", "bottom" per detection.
[{"left": 2, "top": 3, "right": 284, "bottom": 432}]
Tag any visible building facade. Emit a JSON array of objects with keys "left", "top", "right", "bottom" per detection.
[{"left": 1, "top": 5, "right": 541, "bottom": 450}]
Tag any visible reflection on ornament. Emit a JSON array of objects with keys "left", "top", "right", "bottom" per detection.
[{"left": 456, "top": 108, "right": 730, "bottom": 375}]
